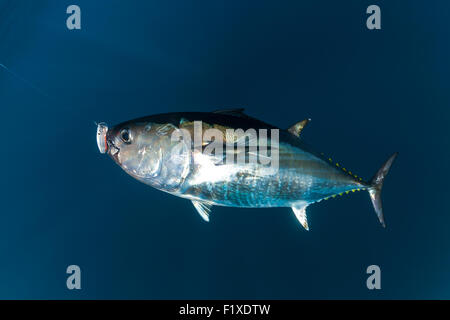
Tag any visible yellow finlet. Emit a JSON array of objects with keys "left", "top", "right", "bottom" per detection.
[{"left": 324, "top": 154, "right": 366, "bottom": 184}]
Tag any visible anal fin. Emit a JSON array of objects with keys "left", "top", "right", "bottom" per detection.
[
  {"left": 292, "top": 203, "right": 309, "bottom": 230},
  {"left": 192, "top": 200, "right": 213, "bottom": 222}
]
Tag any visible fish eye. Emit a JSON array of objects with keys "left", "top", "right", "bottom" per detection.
[{"left": 120, "top": 128, "right": 131, "bottom": 143}]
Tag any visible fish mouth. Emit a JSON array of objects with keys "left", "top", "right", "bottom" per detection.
[
  {"left": 107, "top": 138, "right": 120, "bottom": 156},
  {"left": 96, "top": 122, "right": 109, "bottom": 154},
  {"left": 96, "top": 121, "right": 121, "bottom": 164}
]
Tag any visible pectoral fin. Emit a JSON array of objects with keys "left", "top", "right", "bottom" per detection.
[
  {"left": 292, "top": 203, "right": 309, "bottom": 230},
  {"left": 156, "top": 123, "right": 178, "bottom": 136},
  {"left": 192, "top": 200, "right": 213, "bottom": 222},
  {"left": 288, "top": 119, "right": 311, "bottom": 137}
]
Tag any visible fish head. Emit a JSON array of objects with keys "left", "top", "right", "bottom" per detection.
[
  {"left": 97, "top": 121, "right": 164, "bottom": 180},
  {"left": 98, "top": 118, "right": 192, "bottom": 192}
]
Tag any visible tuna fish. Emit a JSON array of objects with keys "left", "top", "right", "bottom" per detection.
[{"left": 97, "top": 109, "right": 397, "bottom": 230}]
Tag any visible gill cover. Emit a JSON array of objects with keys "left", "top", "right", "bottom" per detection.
[{"left": 96, "top": 122, "right": 108, "bottom": 154}]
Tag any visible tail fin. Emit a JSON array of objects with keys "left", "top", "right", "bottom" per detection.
[{"left": 368, "top": 152, "right": 398, "bottom": 228}]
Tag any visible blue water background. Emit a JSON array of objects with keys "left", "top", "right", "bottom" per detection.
[{"left": 0, "top": 0, "right": 449, "bottom": 299}]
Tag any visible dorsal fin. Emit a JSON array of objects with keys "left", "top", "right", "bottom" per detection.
[
  {"left": 212, "top": 108, "right": 247, "bottom": 118},
  {"left": 288, "top": 118, "right": 311, "bottom": 137}
]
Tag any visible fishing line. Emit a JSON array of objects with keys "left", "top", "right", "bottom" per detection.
[{"left": 0, "top": 62, "right": 49, "bottom": 98}]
